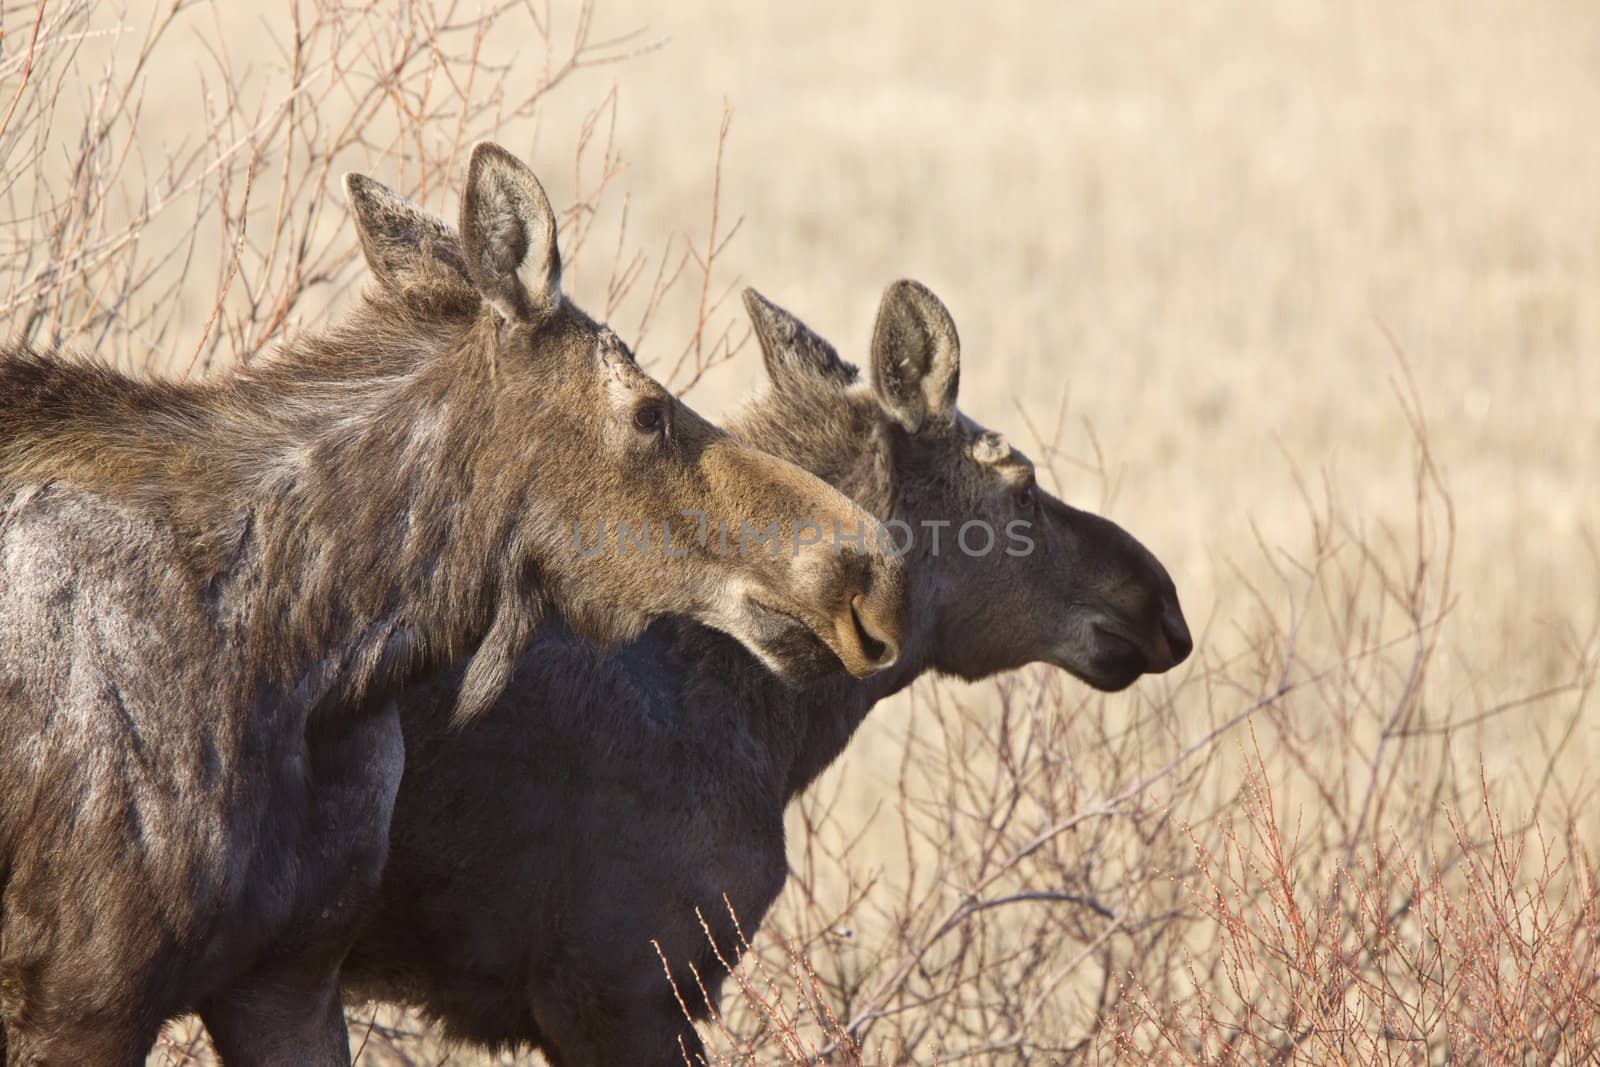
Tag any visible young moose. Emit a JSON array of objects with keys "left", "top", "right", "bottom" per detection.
[
  {"left": 0, "top": 144, "right": 904, "bottom": 1065},
  {"left": 344, "top": 282, "right": 1192, "bottom": 1065}
]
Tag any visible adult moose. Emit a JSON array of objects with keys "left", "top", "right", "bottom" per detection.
[
  {"left": 344, "top": 281, "right": 1192, "bottom": 1065},
  {"left": 0, "top": 144, "right": 904, "bottom": 1065}
]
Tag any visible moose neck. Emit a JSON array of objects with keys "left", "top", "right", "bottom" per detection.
[
  {"left": 728, "top": 391, "right": 940, "bottom": 798},
  {"left": 0, "top": 304, "right": 535, "bottom": 721},
  {"left": 225, "top": 311, "right": 539, "bottom": 718}
]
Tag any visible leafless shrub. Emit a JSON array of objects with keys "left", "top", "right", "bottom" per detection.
[{"left": 0, "top": 0, "right": 746, "bottom": 388}]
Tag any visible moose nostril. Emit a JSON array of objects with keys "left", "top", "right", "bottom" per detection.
[
  {"left": 1163, "top": 607, "right": 1193, "bottom": 665},
  {"left": 850, "top": 594, "right": 900, "bottom": 670}
]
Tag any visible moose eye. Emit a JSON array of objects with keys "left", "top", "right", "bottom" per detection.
[
  {"left": 1016, "top": 481, "right": 1037, "bottom": 510},
  {"left": 632, "top": 401, "right": 666, "bottom": 434}
]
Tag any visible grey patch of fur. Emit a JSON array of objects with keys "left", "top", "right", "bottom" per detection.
[{"left": 970, "top": 430, "right": 1011, "bottom": 464}]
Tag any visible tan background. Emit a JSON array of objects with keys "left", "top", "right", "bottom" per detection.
[
  {"left": 48, "top": 0, "right": 1600, "bottom": 682},
  {"left": 557, "top": 0, "right": 1600, "bottom": 754}
]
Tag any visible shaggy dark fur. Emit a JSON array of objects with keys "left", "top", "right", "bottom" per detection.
[
  {"left": 0, "top": 144, "right": 903, "bottom": 1065},
  {"left": 342, "top": 282, "right": 1192, "bottom": 1065}
]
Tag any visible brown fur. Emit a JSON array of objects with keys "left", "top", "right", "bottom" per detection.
[
  {"left": 0, "top": 145, "right": 904, "bottom": 1065},
  {"left": 342, "top": 282, "right": 1191, "bottom": 1064}
]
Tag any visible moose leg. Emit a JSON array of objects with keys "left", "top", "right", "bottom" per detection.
[
  {"left": 198, "top": 962, "right": 350, "bottom": 1067},
  {"left": 201, "top": 703, "right": 399, "bottom": 1066}
]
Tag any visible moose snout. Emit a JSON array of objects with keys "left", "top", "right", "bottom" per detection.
[
  {"left": 1164, "top": 603, "right": 1193, "bottom": 664},
  {"left": 1146, "top": 598, "right": 1193, "bottom": 673},
  {"left": 1087, "top": 587, "right": 1192, "bottom": 684},
  {"left": 830, "top": 555, "right": 905, "bottom": 678},
  {"left": 848, "top": 591, "right": 901, "bottom": 671}
]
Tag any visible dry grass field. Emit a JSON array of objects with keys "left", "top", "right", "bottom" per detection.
[{"left": 4, "top": 0, "right": 1600, "bottom": 1062}]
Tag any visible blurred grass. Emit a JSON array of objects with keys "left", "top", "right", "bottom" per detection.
[
  {"left": 581, "top": 0, "right": 1600, "bottom": 685},
  {"left": 594, "top": 0, "right": 1600, "bottom": 834}
]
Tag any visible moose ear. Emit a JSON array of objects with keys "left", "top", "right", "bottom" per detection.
[
  {"left": 870, "top": 279, "right": 960, "bottom": 433},
  {"left": 459, "top": 141, "right": 562, "bottom": 324},
  {"left": 743, "top": 288, "right": 858, "bottom": 389},
  {"left": 344, "top": 173, "right": 474, "bottom": 302}
]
